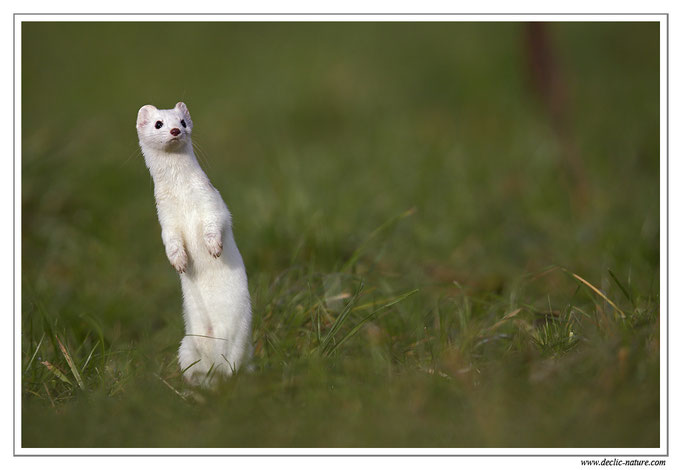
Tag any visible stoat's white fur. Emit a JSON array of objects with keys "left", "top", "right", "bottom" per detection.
[{"left": 136, "top": 102, "right": 252, "bottom": 387}]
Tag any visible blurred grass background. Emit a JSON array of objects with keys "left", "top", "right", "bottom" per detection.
[{"left": 21, "top": 21, "right": 660, "bottom": 448}]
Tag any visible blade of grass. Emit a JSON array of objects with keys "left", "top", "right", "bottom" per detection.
[
  {"left": 563, "top": 284, "right": 582, "bottom": 318},
  {"left": 24, "top": 332, "right": 45, "bottom": 375},
  {"left": 41, "top": 361, "right": 73, "bottom": 386},
  {"left": 341, "top": 207, "right": 415, "bottom": 272},
  {"left": 567, "top": 270, "right": 626, "bottom": 319},
  {"left": 320, "top": 281, "right": 364, "bottom": 351},
  {"left": 25, "top": 389, "right": 42, "bottom": 399},
  {"left": 325, "top": 288, "right": 419, "bottom": 356},
  {"left": 43, "top": 383, "right": 56, "bottom": 408},
  {"left": 56, "top": 336, "right": 85, "bottom": 390},
  {"left": 608, "top": 269, "right": 635, "bottom": 306},
  {"left": 203, "top": 363, "right": 216, "bottom": 386},
  {"left": 81, "top": 340, "right": 100, "bottom": 373},
  {"left": 154, "top": 373, "right": 186, "bottom": 401},
  {"left": 79, "top": 312, "right": 107, "bottom": 365},
  {"left": 181, "top": 359, "right": 201, "bottom": 375},
  {"left": 486, "top": 308, "right": 522, "bottom": 333},
  {"left": 315, "top": 305, "right": 322, "bottom": 344},
  {"left": 221, "top": 354, "right": 237, "bottom": 375}
]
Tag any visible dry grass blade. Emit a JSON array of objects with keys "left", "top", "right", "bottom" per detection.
[
  {"left": 154, "top": 373, "right": 187, "bottom": 401},
  {"left": 569, "top": 271, "right": 626, "bottom": 319},
  {"left": 487, "top": 308, "right": 523, "bottom": 332},
  {"left": 56, "top": 336, "right": 85, "bottom": 390},
  {"left": 41, "top": 361, "right": 73, "bottom": 386}
]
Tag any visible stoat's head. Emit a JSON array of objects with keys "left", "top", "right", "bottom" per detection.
[{"left": 136, "top": 102, "right": 193, "bottom": 152}]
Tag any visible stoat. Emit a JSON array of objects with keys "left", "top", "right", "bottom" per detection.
[{"left": 136, "top": 102, "right": 252, "bottom": 387}]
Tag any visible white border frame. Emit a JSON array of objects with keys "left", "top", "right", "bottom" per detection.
[{"left": 13, "top": 13, "right": 669, "bottom": 458}]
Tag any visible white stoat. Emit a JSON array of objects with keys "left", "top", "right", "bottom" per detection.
[{"left": 136, "top": 102, "right": 252, "bottom": 387}]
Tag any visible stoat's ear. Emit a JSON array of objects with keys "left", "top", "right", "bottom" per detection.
[
  {"left": 175, "top": 102, "right": 193, "bottom": 128},
  {"left": 137, "top": 104, "right": 157, "bottom": 128}
]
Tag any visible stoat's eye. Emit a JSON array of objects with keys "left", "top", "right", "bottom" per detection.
[
  {"left": 180, "top": 119, "right": 187, "bottom": 128},
  {"left": 155, "top": 121, "right": 163, "bottom": 129}
]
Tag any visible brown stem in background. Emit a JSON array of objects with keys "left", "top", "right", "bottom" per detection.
[{"left": 524, "top": 22, "right": 590, "bottom": 214}]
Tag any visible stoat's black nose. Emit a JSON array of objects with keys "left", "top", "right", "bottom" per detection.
[{"left": 170, "top": 128, "right": 181, "bottom": 136}]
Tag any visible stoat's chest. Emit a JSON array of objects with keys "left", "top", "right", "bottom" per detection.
[
  {"left": 156, "top": 179, "right": 211, "bottom": 210},
  {"left": 153, "top": 160, "right": 213, "bottom": 205},
  {"left": 152, "top": 167, "right": 223, "bottom": 230}
]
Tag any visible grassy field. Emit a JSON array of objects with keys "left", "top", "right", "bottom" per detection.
[{"left": 21, "top": 21, "right": 660, "bottom": 448}]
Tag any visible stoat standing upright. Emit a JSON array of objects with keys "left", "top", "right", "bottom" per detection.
[{"left": 136, "top": 102, "right": 252, "bottom": 387}]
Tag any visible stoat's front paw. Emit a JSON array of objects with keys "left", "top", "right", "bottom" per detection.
[
  {"left": 168, "top": 246, "right": 188, "bottom": 273},
  {"left": 205, "top": 233, "right": 223, "bottom": 258}
]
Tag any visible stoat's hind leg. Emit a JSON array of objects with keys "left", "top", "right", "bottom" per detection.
[
  {"left": 179, "top": 335, "right": 234, "bottom": 388},
  {"left": 178, "top": 336, "right": 202, "bottom": 386},
  {"left": 215, "top": 333, "right": 252, "bottom": 375}
]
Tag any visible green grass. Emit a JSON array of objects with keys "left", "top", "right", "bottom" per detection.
[{"left": 21, "top": 21, "right": 660, "bottom": 448}]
